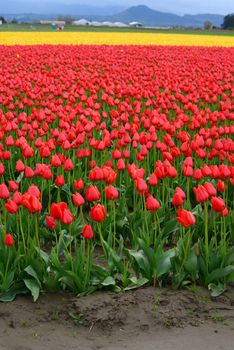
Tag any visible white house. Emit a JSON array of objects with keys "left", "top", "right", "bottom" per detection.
[
  {"left": 102, "top": 21, "right": 113, "bottom": 27},
  {"left": 72, "top": 19, "right": 90, "bottom": 26},
  {"left": 40, "top": 20, "right": 65, "bottom": 25},
  {"left": 91, "top": 21, "right": 102, "bottom": 27},
  {"left": 129, "top": 21, "right": 143, "bottom": 28},
  {"left": 113, "top": 22, "right": 128, "bottom": 27},
  {"left": 0, "top": 20, "right": 2, "bottom": 25}
]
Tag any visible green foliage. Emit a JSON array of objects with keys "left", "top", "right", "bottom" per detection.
[{"left": 222, "top": 14, "right": 234, "bottom": 29}]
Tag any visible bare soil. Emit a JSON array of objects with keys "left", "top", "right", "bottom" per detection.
[{"left": 0, "top": 286, "right": 234, "bottom": 350}]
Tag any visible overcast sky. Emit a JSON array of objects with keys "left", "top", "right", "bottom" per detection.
[{"left": 0, "top": 0, "right": 233, "bottom": 15}]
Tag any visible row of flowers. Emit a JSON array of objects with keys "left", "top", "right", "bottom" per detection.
[
  {"left": 0, "top": 32, "right": 234, "bottom": 46},
  {"left": 0, "top": 45, "right": 233, "bottom": 301}
]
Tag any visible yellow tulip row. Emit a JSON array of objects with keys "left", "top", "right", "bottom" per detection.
[{"left": 0, "top": 32, "right": 233, "bottom": 46}]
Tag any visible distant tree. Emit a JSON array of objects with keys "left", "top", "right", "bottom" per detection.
[
  {"left": 203, "top": 20, "right": 213, "bottom": 30},
  {"left": 11, "top": 18, "right": 18, "bottom": 24},
  {"left": 0, "top": 16, "right": 7, "bottom": 24},
  {"left": 222, "top": 13, "right": 234, "bottom": 29},
  {"left": 56, "top": 15, "right": 76, "bottom": 24}
]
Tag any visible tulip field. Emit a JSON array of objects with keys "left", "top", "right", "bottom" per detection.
[{"left": 0, "top": 40, "right": 234, "bottom": 302}]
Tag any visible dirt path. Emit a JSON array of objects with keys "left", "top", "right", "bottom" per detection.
[{"left": 0, "top": 286, "right": 234, "bottom": 350}]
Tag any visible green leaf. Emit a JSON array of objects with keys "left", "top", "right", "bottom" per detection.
[
  {"left": 138, "top": 239, "right": 154, "bottom": 264},
  {"left": 128, "top": 249, "right": 151, "bottom": 279},
  {"left": 101, "top": 276, "right": 116, "bottom": 287},
  {"left": 24, "top": 266, "right": 41, "bottom": 288},
  {"left": 50, "top": 247, "right": 61, "bottom": 267},
  {"left": 157, "top": 249, "right": 175, "bottom": 278},
  {"left": 24, "top": 279, "right": 40, "bottom": 302},
  {"left": 124, "top": 277, "right": 148, "bottom": 291},
  {"left": 58, "top": 270, "right": 83, "bottom": 292},
  {"left": 207, "top": 266, "right": 234, "bottom": 284},
  {"left": 58, "top": 230, "right": 72, "bottom": 255},
  {"left": 163, "top": 219, "right": 179, "bottom": 236},
  {"left": 208, "top": 283, "right": 226, "bottom": 297},
  {"left": 61, "top": 184, "right": 70, "bottom": 195},
  {"left": 34, "top": 247, "right": 49, "bottom": 265},
  {"left": 0, "top": 284, "right": 28, "bottom": 302},
  {"left": 103, "top": 241, "right": 124, "bottom": 273},
  {"left": 16, "top": 172, "right": 24, "bottom": 184},
  {"left": 184, "top": 249, "right": 198, "bottom": 278}
]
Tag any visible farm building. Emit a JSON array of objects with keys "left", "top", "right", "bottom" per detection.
[
  {"left": 113, "top": 22, "right": 129, "bottom": 27},
  {"left": 129, "top": 21, "right": 143, "bottom": 28},
  {"left": 91, "top": 21, "right": 102, "bottom": 27},
  {"left": 40, "top": 20, "right": 65, "bottom": 25},
  {"left": 102, "top": 21, "right": 113, "bottom": 27},
  {"left": 73, "top": 19, "right": 90, "bottom": 26}
]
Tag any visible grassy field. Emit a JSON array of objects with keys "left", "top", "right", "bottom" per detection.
[{"left": 0, "top": 23, "right": 233, "bottom": 36}]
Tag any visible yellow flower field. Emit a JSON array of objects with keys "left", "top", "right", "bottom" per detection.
[{"left": 0, "top": 32, "right": 233, "bottom": 46}]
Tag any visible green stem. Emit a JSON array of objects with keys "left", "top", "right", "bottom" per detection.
[
  {"left": 204, "top": 202, "right": 209, "bottom": 273},
  {"left": 4, "top": 248, "right": 11, "bottom": 282},
  {"left": 97, "top": 223, "right": 106, "bottom": 257},
  {"left": 19, "top": 209, "right": 26, "bottom": 253},
  {"left": 187, "top": 177, "right": 191, "bottom": 208},
  {"left": 35, "top": 215, "right": 40, "bottom": 248},
  {"left": 113, "top": 201, "right": 116, "bottom": 249}
]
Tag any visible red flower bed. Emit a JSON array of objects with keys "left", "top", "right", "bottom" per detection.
[{"left": 0, "top": 45, "right": 233, "bottom": 300}]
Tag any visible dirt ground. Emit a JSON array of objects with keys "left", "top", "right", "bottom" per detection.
[{"left": 0, "top": 286, "right": 234, "bottom": 350}]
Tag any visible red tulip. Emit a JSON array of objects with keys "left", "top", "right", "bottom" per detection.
[
  {"left": 82, "top": 224, "right": 94, "bottom": 240},
  {"left": 0, "top": 163, "right": 5, "bottom": 176},
  {"left": 172, "top": 193, "right": 184, "bottom": 207},
  {"left": 112, "top": 149, "right": 121, "bottom": 159},
  {"left": 46, "top": 215, "right": 57, "bottom": 229},
  {"left": 90, "top": 204, "right": 106, "bottom": 222},
  {"left": 193, "top": 185, "right": 209, "bottom": 203},
  {"left": 193, "top": 169, "right": 203, "bottom": 181},
  {"left": 135, "top": 177, "right": 148, "bottom": 194},
  {"left": 12, "top": 191, "right": 22, "bottom": 205},
  {"left": 74, "top": 178, "right": 84, "bottom": 191},
  {"left": 211, "top": 197, "right": 225, "bottom": 213},
  {"left": 50, "top": 203, "right": 62, "bottom": 220},
  {"left": 55, "top": 175, "right": 65, "bottom": 187},
  {"left": 72, "top": 192, "right": 85, "bottom": 206},
  {"left": 85, "top": 185, "right": 100, "bottom": 202},
  {"left": 175, "top": 187, "right": 186, "bottom": 200},
  {"left": 204, "top": 182, "right": 217, "bottom": 197},
  {"left": 64, "top": 158, "right": 74, "bottom": 171},
  {"left": 216, "top": 180, "right": 225, "bottom": 192},
  {"left": 24, "top": 166, "right": 34, "bottom": 179},
  {"left": 21, "top": 194, "right": 42, "bottom": 213},
  {"left": 177, "top": 209, "right": 196, "bottom": 227},
  {"left": 27, "top": 184, "right": 41, "bottom": 199},
  {"left": 61, "top": 207, "right": 74, "bottom": 225},
  {"left": 148, "top": 173, "right": 158, "bottom": 186},
  {"left": 8, "top": 180, "right": 19, "bottom": 192},
  {"left": 146, "top": 195, "right": 160, "bottom": 212},
  {"left": 15, "top": 160, "right": 25, "bottom": 172},
  {"left": 51, "top": 154, "right": 62, "bottom": 167},
  {"left": 50, "top": 202, "right": 73, "bottom": 225},
  {"left": 105, "top": 185, "right": 119, "bottom": 200},
  {"left": 182, "top": 166, "right": 193, "bottom": 177},
  {"left": 5, "top": 233, "right": 14, "bottom": 246},
  {"left": 220, "top": 207, "right": 229, "bottom": 217},
  {"left": 117, "top": 159, "right": 125, "bottom": 170},
  {"left": 5, "top": 200, "right": 18, "bottom": 214},
  {"left": 0, "top": 183, "right": 10, "bottom": 199}
]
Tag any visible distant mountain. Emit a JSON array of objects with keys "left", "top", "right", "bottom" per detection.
[
  {"left": 1, "top": 4, "right": 224, "bottom": 28},
  {"left": 110, "top": 5, "right": 224, "bottom": 27}
]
